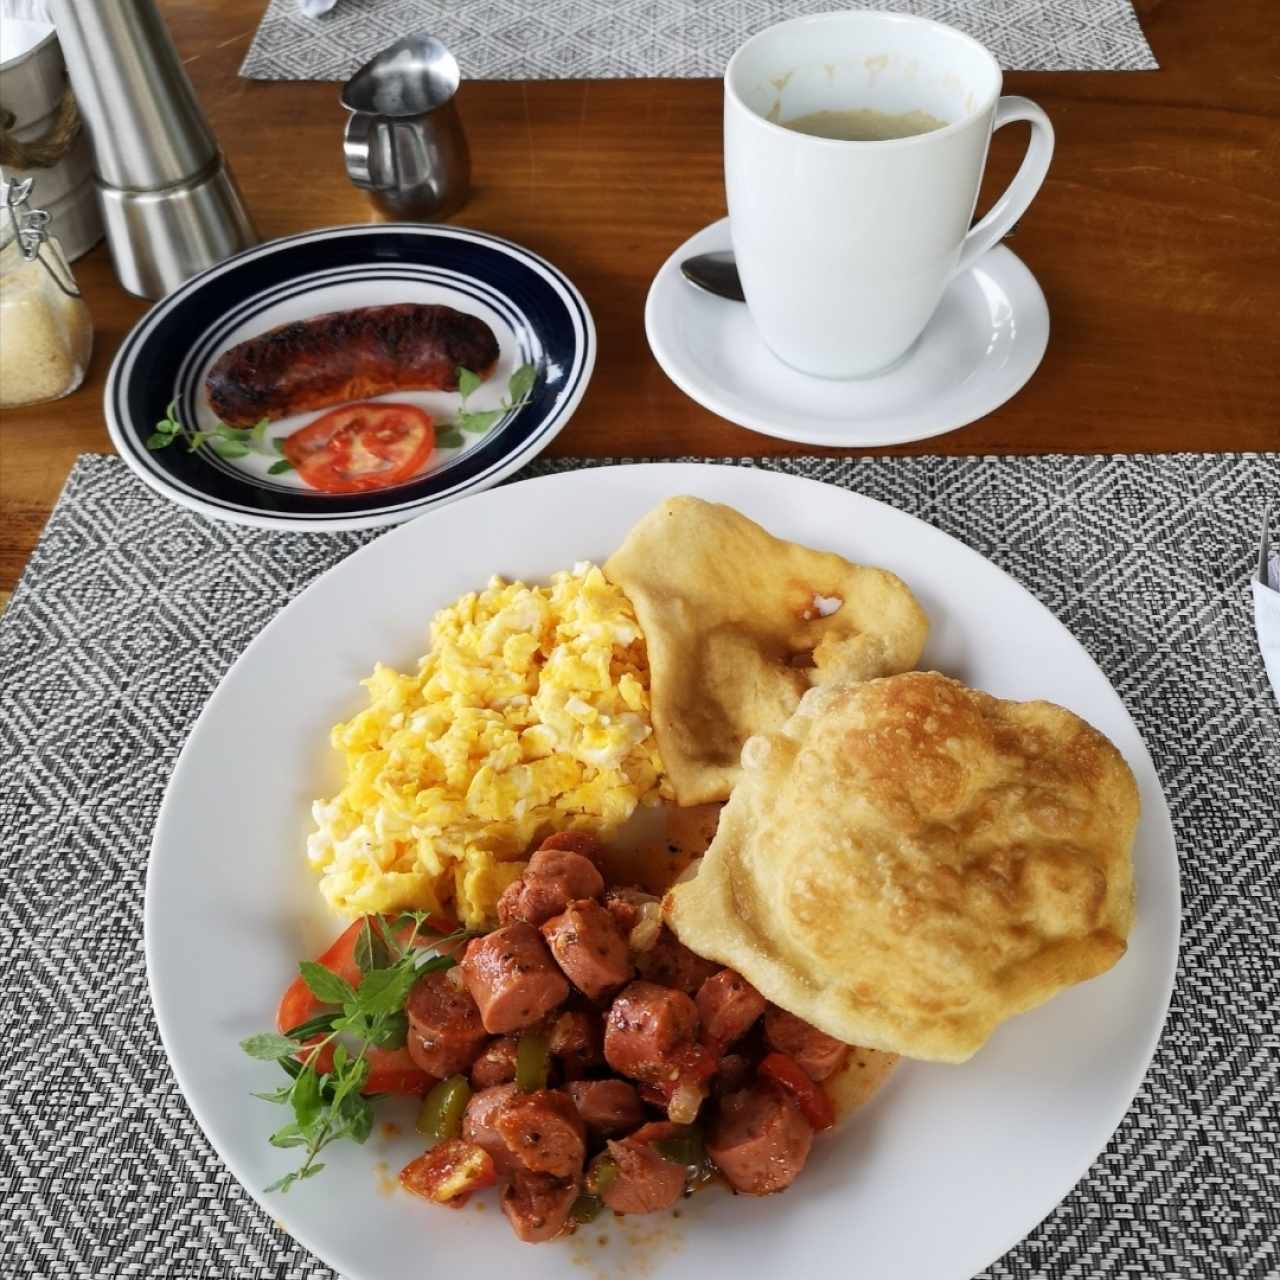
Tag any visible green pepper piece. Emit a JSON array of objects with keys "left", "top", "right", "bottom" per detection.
[
  {"left": 570, "top": 1194, "right": 604, "bottom": 1224},
  {"left": 415, "top": 1074, "right": 472, "bottom": 1140},
  {"left": 654, "top": 1125, "right": 705, "bottom": 1168},
  {"left": 515, "top": 1031, "right": 550, "bottom": 1092},
  {"left": 587, "top": 1157, "right": 618, "bottom": 1196}
]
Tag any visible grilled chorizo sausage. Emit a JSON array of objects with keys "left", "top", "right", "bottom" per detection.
[
  {"left": 460, "top": 923, "right": 569, "bottom": 1034},
  {"left": 498, "top": 847, "right": 606, "bottom": 928},
  {"left": 204, "top": 303, "right": 500, "bottom": 426},
  {"left": 542, "top": 899, "right": 634, "bottom": 1000},
  {"left": 603, "top": 981, "right": 698, "bottom": 1083},
  {"left": 405, "top": 969, "right": 487, "bottom": 1077},
  {"left": 501, "top": 1169, "right": 580, "bottom": 1243},
  {"left": 697, "top": 968, "right": 766, "bottom": 1049},
  {"left": 566, "top": 1079, "right": 645, "bottom": 1137},
  {"left": 763, "top": 1006, "right": 849, "bottom": 1081},
  {"left": 707, "top": 1084, "right": 813, "bottom": 1195},
  {"left": 493, "top": 1089, "right": 587, "bottom": 1179}
]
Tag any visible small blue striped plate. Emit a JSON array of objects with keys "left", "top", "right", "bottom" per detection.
[{"left": 105, "top": 224, "right": 595, "bottom": 531}]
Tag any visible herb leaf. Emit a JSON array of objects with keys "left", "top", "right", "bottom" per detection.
[
  {"left": 370, "top": 1010, "right": 408, "bottom": 1050},
  {"left": 456, "top": 366, "right": 483, "bottom": 400},
  {"left": 298, "top": 960, "right": 356, "bottom": 1007},
  {"left": 290, "top": 1065, "right": 324, "bottom": 1133},
  {"left": 269, "top": 1122, "right": 308, "bottom": 1149},
  {"left": 240, "top": 1032, "right": 303, "bottom": 1061},
  {"left": 267, "top": 458, "right": 295, "bottom": 475},
  {"left": 436, "top": 429, "right": 465, "bottom": 449},
  {"left": 507, "top": 362, "right": 536, "bottom": 403},
  {"left": 354, "top": 917, "right": 390, "bottom": 976},
  {"left": 459, "top": 409, "right": 503, "bottom": 435}
]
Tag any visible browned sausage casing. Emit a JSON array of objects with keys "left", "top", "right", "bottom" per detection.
[{"left": 204, "top": 303, "right": 501, "bottom": 426}]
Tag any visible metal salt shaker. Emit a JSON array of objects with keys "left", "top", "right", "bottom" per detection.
[
  {"left": 47, "top": 0, "right": 257, "bottom": 299},
  {"left": 342, "top": 34, "right": 470, "bottom": 221}
]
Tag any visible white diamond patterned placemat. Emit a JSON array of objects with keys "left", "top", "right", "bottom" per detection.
[
  {"left": 240, "top": 0, "right": 1158, "bottom": 81},
  {"left": 2, "top": 452, "right": 1278, "bottom": 1278}
]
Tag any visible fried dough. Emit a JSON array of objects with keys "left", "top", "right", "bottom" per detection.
[
  {"left": 666, "top": 671, "right": 1138, "bottom": 1063},
  {"left": 604, "top": 497, "right": 928, "bottom": 805}
]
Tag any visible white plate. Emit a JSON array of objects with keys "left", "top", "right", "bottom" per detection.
[
  {"left": 146, "top": 464, "right": 1178, "bottom": 1280},
  {"left": 645, "top": 218, "right": 1049, "bottom": 447}
]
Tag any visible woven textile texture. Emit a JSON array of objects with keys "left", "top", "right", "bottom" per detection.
[
  {"left": 240, "top": 0, "right": 1158, "bottom": 81},
  {"left": 1, "top": 452, "right": 1276, "bottom": 1279}
]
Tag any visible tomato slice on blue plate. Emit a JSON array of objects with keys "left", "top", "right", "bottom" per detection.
[{"left": 283, "top": 403, "right": 435, "bottom": 494}]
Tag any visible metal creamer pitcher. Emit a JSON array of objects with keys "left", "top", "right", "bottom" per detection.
[{"left": 341, "top": 34, "right": 470, "bottom": 221}]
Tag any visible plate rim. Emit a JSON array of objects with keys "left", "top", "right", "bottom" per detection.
[
  {"left": 144, "top": 462, "right": 1179, "bottom": 1280},
  {"left": 644, "top": 217, "right": 1049, "bottom": 447},
  {"left": 104, "top": 223, "right": 597, "bottom": 532}
]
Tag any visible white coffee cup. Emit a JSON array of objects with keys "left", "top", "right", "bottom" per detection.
[{"left": 724, "top": 10, "right": 1054, "bottom": 379}]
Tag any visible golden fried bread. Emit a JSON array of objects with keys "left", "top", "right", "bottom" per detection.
[
  {"left": 604, "top": 497, "right": 928, "bottom": 805},
  {"left": 666, "top": 671, "right": 1139, "bottom": 1062}
]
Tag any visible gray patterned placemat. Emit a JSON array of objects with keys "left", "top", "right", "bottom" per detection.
[
  {"left": 2, "top": 452, "right": 1277, "bottom": 1279},
  {"left": 240, "top": 0, "right": 1158, "bottom": 81}
]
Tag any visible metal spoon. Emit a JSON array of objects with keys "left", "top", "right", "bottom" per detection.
[
  {"left": 680, "top": 250, "right": 745, "bottom": 302},
  {"left": 681, "top": 214, "right": 1022, "bottom": 304}
]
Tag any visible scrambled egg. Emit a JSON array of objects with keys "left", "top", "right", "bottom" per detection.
[{"left": 308, "top": 564, "right": 671, "bottom": 926}]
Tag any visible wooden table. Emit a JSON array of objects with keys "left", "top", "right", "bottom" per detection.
[{"left": 3, "top": 0, "right": 1277, "bottom": 597}]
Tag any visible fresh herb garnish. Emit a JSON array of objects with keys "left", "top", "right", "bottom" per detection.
[
  {"left": 451, "top": 362, "right": 537, "bottom": 438},
  {"left": 241, "top": 914, "right": 475, "bottom": 1193},
  {"left": 146, "top": 400, "right": 295, "bottom": 472}
]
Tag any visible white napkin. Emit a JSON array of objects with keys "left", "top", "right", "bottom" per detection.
[{"left": 1255, "top": 549, "right": 1280, "bottom": 705}]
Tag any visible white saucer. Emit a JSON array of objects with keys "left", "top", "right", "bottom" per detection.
[{"left": 644, "top": 218, "right": 1049, "bottom": 447}]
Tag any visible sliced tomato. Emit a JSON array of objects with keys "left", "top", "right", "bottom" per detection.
[
  {"left": 276, "top": 913, "right": 457, "bottom": 1096},
  {"left": 283, "top": 402, "right": 434, "bottom": 494},
  {"left": 758, "top": 1052, "right": 835, "bottom": 1131},
  {"left": 400, "top": 1139, "right": 497, "bottom": 1209}
]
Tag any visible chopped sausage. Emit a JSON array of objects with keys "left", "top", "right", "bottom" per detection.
[
  {"left": 461, "top": 1083, "right": 521, "bottom": 1175},
  {"left": 635, "top": 927, "right": 721, "bottom": 995},
  {"left": 603, "top": 886, "right": 658, "bottom": 937},
  {"left": 501, "top": 1169, "right": 580, "bottom": 1243},
  {"left": 603, "top": 980, "right": 698, "bottom": 1084},
  {"left": 549, "top": 1008, "right": 602, "bottom": 1079},
  {"left": 707, "top": 1084, "right": 813, "bottom": 1195},
  {"left": 763, "top": 1006, "right": 849, "bottom": 1081},
  {"left": 494, "top": 1088, "right": 587, "bottom": 1179},
  {"left": 470, "top": 1036, "right": 519, "bottom": 1089},
  {"left": 404, "top": 969, "right": 487, "bottom": 1077},
  {"left": 498, "top": 846, "right": 606, "bottom": 928},
  {"left": 566, "top": 1079, "right": 645, "bottom": 1137},
  {"left": 542, "top": 899, "right": 634, "bottom": 1000},
  {"left": 696, "top": 968, "right": 766, "bottom": 1048},
  {"left": 593, "top": 1121, "right": 687, "bottom": 1215},
  {"left": 538, "top": 830, "right": 605, "bottom": 860},
  {"left": 461, "top": 923, "right": 569, "bottom": 1034},
  {"left": 713, "top": 1052, "right": 753, "bottom": 1097}
]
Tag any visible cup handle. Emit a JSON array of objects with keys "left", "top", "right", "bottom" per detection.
[
  {"left": 344, "top": 112, "right": 378, "bottom": 189},
  {"left": 954, "top": 95, "right": 1054, "bottom": 278}
]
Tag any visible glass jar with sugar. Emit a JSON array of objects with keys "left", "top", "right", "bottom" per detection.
[{"left": 0, "top": 183, "right": 93, "bottom": 408}]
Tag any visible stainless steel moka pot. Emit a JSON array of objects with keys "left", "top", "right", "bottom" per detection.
[{"left": 48, "top": 0, "right": 257, "bottom": 299}]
